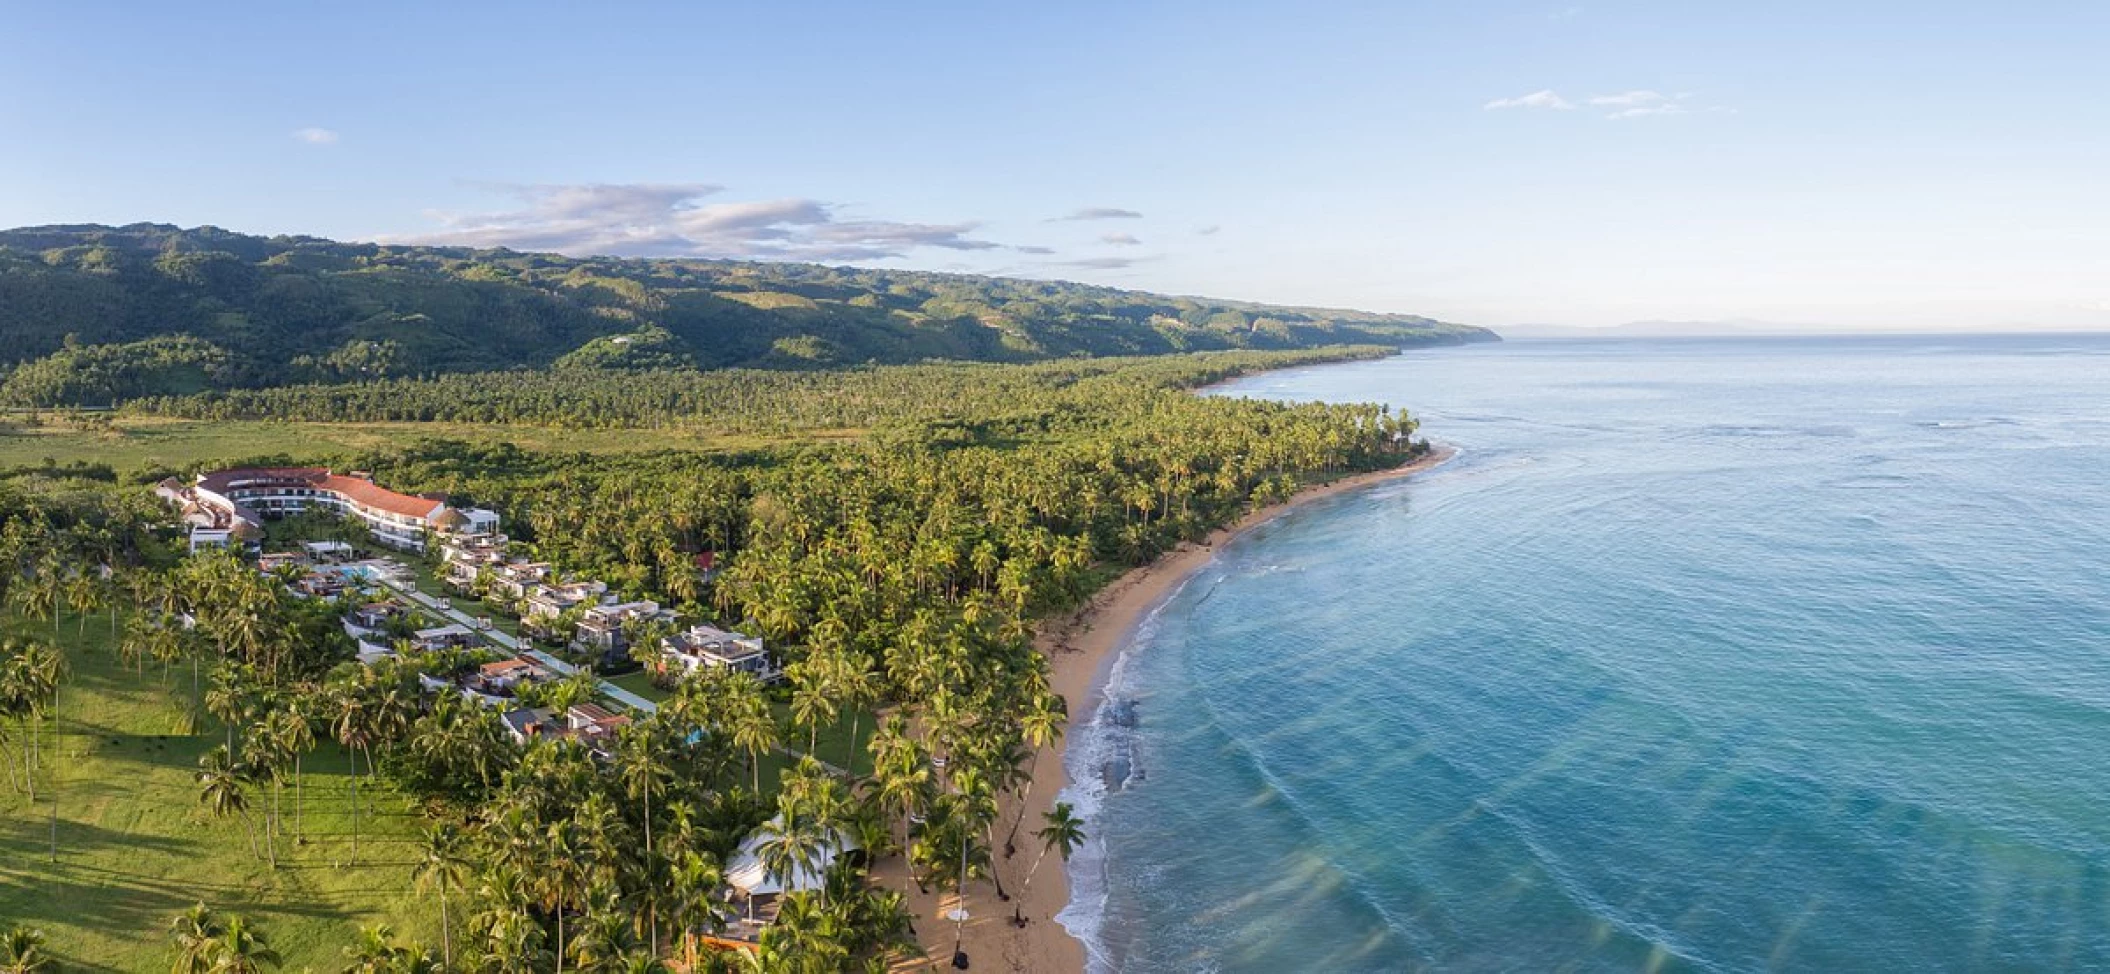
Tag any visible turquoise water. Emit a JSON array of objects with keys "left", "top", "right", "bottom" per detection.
[{"left": 1059, "top": 335, "right": 2110, "bottom": 972}]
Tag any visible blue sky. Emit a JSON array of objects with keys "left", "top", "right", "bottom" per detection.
[{"left": 3, "top": 1, "right": 2106, "bottom": 330}]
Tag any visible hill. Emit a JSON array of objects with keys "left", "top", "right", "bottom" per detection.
[{"left": 0, "top": 223, "right": 1495, "bottom": 405}]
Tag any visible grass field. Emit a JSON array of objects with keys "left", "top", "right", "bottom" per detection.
[
  {"left": 0, "top": 414, "right": 865, "bottom": 475},
  {"left": 0, "top": 610, "right": 441, "bottom": 972}
]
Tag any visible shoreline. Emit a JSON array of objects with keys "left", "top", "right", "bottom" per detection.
[{"left": 920, "top": 443, "right": 1458, "bottom": 972}]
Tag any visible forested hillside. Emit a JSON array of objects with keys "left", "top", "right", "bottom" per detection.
[{"left": 0, "top": 223, "right": 1494, "bottom": 405}]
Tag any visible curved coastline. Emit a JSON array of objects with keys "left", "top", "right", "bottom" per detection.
[{"left": 943, "top": 443, "right": 1459, "bottom": 972}]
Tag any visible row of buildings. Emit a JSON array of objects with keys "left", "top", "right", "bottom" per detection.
[
  {"left": 438, "top": 531, "right": 778, "bottom": 681},
  {"left": 159, "top": 467, "right": 501, "bottom": 553}
]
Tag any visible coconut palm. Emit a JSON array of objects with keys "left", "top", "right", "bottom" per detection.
[
  {"left": 196, "top": 745, "right": 264, "bottom": 863},
  {"left": 328, "top": 683, "right": 374, "bottom": 865},
  {"left": 168, "top": 903, "right": 224, "bottom": 974},
  {"left": 1003, "top": 692, "right": 1065, "bottom": 856},
  {"left": 259, "top": 705, "right": 315, "bottom": 843},
  {"left": 210, "top": 914, "right": 279, "bottom": 973},
  {"left": 412, "top": 824, "right": 473, "bottom": 968},
  {"left": 0, "top": 924, "right": 50, "bottom": 974},
  {"left": 1016, "top": 802, "right": 1085, "bottom": 926},
  {"left": 340, "top": 923, "right": 404, "bottom": 974}
]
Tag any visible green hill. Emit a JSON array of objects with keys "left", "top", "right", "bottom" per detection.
[{"left": 0, "top": 223, "right": 1495, "bottom": 405}]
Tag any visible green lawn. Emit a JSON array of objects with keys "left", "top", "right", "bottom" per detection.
[
  {"left": 774, "top": 701, "right": 878, "bottom": 778},
  {"left": 0, "top": 610, "right": 442, "bottom": 972},
  {"left": 605, "top": 669, "right": 670, "bottom": 704}
]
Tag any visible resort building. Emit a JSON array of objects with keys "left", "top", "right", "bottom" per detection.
[
  {"left": 572, "top": 599, "right": 678, "bottom": 666},
  {"left": 522, "top": 580, "right": 608, "bottom": 634},
  {"left": 158, "top": 467, "right": 502, "bottom": 553},
  {"left": 659, "top": 624, "right": 776, "bottom": 681},
  {"left": 347, "top": 600, "right": 406, "bottom": 632},
  {"left": 486, "top": 561, "right": 554, "bottom": 601},
  {"left": 439, "top": 534, "right": 513, "bottom": 592},
  {"left": 411, "top": 623, "right": 476, "bottom": 652}
]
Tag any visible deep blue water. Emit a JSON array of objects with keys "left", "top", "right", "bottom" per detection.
[{"left": 1058, "top": 335, "right": 2110, "bottom": 972}]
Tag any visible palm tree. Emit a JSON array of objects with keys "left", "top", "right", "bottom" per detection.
[
  {"left": 0, "top": 925, "right": 50, "bottom": 974},
  {"left": 260, "top": 705, "right": 314, "bottom": 844},
  {"left": 210, "top": 914, "right": 280, "bottom": 973},
  {"left": 340, "top": 923, "right": 404, "bottom": 974},
  {"left": 412, "top": 824, "right": 473, "bottom": 968},
  {"left": 612, "top": 725, "right": 671, "bottom": 953},
  {"left": 723, "top": 674, "right": 777, "bottom": 794},
  {"left": 196, "top": 745, "right": 264, "bottom": 863},
  {"left": 328, "top": 684, "right": 373, "bottom": 865},
  {"left": 754, "top": 807, "right": 829, "bottom": 907},
  {"left": 168, "top": 903, "right": 224, "bottom": 974},
  {"left": 787, "top": 659, "right": 838, "bottom": 755},
  {"left": 1004, "top": 693, "right": 1065, "bottom": 856},
  {"left": 203, "top": 665, "right": 250, "bottom": 758},
  {"left": 1016, "top": 802, "right": 1085, "bottom": 926}
]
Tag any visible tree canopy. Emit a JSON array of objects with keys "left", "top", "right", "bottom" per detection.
[{"left": 0, "top": 223, "right": 1495, "bottom": 406}]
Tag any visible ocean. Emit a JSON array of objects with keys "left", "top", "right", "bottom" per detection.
[{"left": 1058, "top": 334, "right": 2110, "bottom": 972}]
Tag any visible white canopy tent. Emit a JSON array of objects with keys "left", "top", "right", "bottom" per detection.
[{"left": 724, "top": 816, "right": 861, "bottom": 896}]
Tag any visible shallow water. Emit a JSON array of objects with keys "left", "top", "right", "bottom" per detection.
[{"left": 1059, "top": 335, "right": 2110, "bottom": 972}]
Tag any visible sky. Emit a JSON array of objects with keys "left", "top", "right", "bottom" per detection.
[{"left": 2, "top": 1, "right": 2107, "bottom": 332}]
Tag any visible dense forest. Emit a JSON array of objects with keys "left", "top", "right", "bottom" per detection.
[
  {"left": 1, "top": 347, "right": 1432, "bottom": 970},
  {"left": 129, "top": 345, "right": 1395, "bottom": 431},
  {"left": 0, "top": 223, "right": 1495, "bottom": 406}
]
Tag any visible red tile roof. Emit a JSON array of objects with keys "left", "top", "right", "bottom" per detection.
[{"left": 197, "top": 467, "right": 445, "bottom": 519}]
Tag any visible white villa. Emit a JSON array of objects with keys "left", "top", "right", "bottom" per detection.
[
  {"left": 659, "top": 623, "right": 776, "bottom": 681},
  {"left": 572, "top": 599, "right": 677, "bottom": 663},
  {"left": 158, "top": 467, "right": 500, "bottom": 552}
]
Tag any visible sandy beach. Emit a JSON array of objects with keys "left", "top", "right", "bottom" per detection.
[{"left": 885, "top": 443, "right": 1457, "bottom": 972}]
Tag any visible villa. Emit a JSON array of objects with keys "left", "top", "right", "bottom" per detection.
[
  {"left": 485, "top": 560, "right": 554, "bottom": 601},
  {"left": 522, "top": 580, "right": 608, "bottom": 634},
  {"left": 411, "top": 623, "right": 476, "bottom": 652},
  {"left": 439, "top": 533, "right": 512, "bottom": 593},
  {"left": 474, "top": 658, "right": 542, "bottom": 696},
  {"left": 659, "top": 623, "right": 777, "bottom": 681},
  {"left": 158, "top": 466, "right": 501, "bottom": 553},
  {"left": 346, "top": 600, "right": 406, "bottom": 632},
  {"left": 572, "top": 599, "right": 678, "bottom": 666}
]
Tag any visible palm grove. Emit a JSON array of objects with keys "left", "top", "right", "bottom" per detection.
[{"left": 2, "top": 337, "right": 1429, "bottom": 968}]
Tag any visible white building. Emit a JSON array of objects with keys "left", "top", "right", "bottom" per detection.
[
  {"left": 161, "top": 467, "right": 501, "bottom": 553},
  {"left": 660, "top": 624, "right": 776, "bottom": 680}
]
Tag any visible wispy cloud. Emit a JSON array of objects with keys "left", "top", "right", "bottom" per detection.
[
  {"left": 1100, "top": 232, "right": 1142, "bottom": 246},
  {"left": 1195, "top": 225, "right": 1222, "bottom": 236},
  {"left": 1550, "top": 5, "right": 1583, "bottom": 20},
  {"left": 292, "top": 127, "right": 339, "bottom": 145},
  {"left": 392, "top": 182, "right": 1011, "bottom": 262},
  {"left": 1485, "top": 89, "right": 1574, "bottom": 110},
  {"left": 1052, "top": 256, "right": 1149, "bottom": 270},
  {"left": 1589, "top": 90, "right": 1671, "bottom": 108},
  {"left": 1595, "top": 91, "right": 1733, "bottom": 120},
  {"left": 1050, "top": 207, "right": 1143, "bottom": 222},
  {"left": 1493, "top": 89, "right": 1732, "bottom": 120}
]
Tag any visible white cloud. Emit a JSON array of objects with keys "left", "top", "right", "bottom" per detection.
[
  {"left": 1607, "top": 104, "right": 1689, "bottom": 120},
  {"left": 392, "top": 182, "right": 1011, "bottom": 261},
  {"left": 1589, "top": 90, "right": 1671, "bottom": 108},
  {"left": 292, "top": 127, "right": 339, "bottom": 145},
  {"left": 1485, "top": 90, "right": 1574, "bottom": 111},
  {"left": 1100, "top": 232, "right": 1142, "bottom": 246},
  {"left": 1050, "top": 207, "right": 1143, "bottom": 222},
  {"left": 1195, "top": 224, "right": 1221, "bottom": 236}
]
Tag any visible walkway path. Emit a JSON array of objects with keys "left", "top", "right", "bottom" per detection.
[
  {"left": 367, "top": 567, "right": 663, "bottom": 713},
  {"left": 365, "top": 564, "right": 845, "bottom": 775}
]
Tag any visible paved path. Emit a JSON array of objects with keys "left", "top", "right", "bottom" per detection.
[
  {"left": 366, "top": 561, "right": 848, "bottom": 774},
  {"left": 368, "top": 567, "right": 662, "bottom": 713}
]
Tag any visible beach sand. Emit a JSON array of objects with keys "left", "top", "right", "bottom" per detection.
[{"left": 878, "top": 444, "right": 1457, "bottom": 973}]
